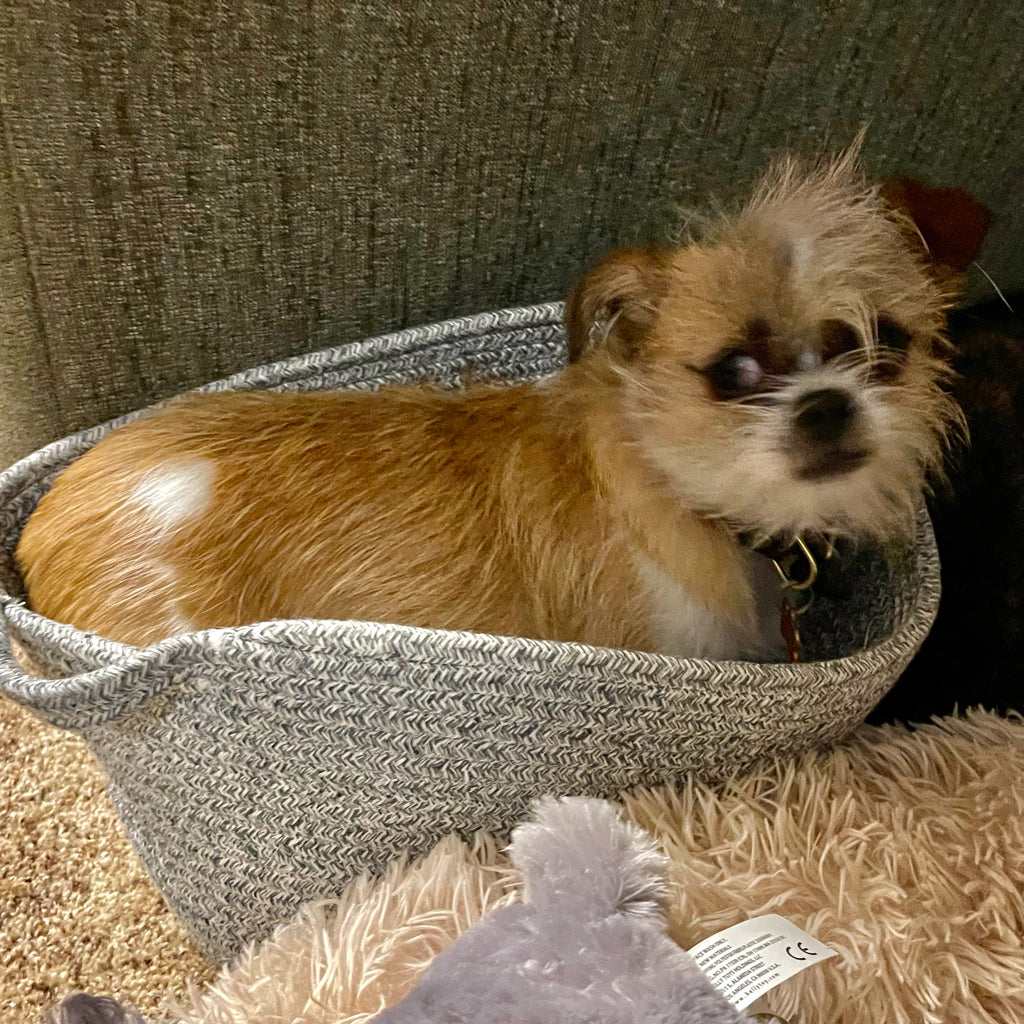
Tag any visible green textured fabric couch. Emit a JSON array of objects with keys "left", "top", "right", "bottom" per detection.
[{"left": 2, "top": 0, "right": 1022, "bottom": 468}]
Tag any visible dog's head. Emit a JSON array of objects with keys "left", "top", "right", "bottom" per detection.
[{"left": 565, "top": 150, "right": 989, "bottom": 543}]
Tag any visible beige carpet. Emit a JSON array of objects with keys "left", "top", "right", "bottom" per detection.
[
  {"left": 0, "top": 695, "right": 214, "bottom": 1022},
  {"left": 4, "top": 693, "right": 1024, "bottom": 1024}
]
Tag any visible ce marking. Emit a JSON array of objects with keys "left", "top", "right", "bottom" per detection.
[{"left": 785, "top": 942, "right": 818, "bottom": 961}]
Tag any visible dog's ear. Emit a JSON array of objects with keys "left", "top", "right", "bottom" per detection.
[
  {"left": 564, "top": 246, "right": 666, "bottom": 363},
  {"left": 880, "top": 178, "right": 993, "bottom": 288}
]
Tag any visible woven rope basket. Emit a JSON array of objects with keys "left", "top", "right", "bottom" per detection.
[{"left": 0, "top": 303, "right": 939, "bottom": 962}]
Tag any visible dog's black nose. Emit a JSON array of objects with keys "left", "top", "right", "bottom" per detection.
[{"left": 793, "top": 388, "right": 857, "bottom": 444}]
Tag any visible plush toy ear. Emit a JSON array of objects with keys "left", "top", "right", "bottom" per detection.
[
  {"left": 510, "top": 796, "right": 670, "bottom": 924},
  {"left": 564, "top": 245, "right": 666, "bottom": 363},
  {"left": 879, "top": 178, "right": 993, "bottom": 286}
]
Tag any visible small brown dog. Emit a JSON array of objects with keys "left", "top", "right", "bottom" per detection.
[{"left": 16, "top": 150, "right": 982, "bottom": 658}]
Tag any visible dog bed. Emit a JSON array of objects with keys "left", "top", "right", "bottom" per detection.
[
  {"left": 177, "top": 710, "right": 1024, "bottom": 1024},
  {"left": 0, "top": 304, "right": 939, "bottom": 961}
]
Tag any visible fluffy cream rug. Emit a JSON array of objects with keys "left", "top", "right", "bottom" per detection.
[{"left": 180, "top": 711, "right": 1024, "bottom": 1024}]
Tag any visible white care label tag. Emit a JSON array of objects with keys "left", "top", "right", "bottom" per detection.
[{"left": 687, "top": 914, "right": 837, "bottom": 1012}]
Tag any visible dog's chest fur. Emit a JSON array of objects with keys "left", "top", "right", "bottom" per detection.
[{"left": 635, "top": 547, "right": 782, "bottom": 660}]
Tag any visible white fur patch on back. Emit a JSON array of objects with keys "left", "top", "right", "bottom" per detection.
[{"left": 131, "top": 458, "right": 215, "bottom": 530}]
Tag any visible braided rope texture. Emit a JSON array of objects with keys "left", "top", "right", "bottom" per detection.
[{"left": 0, "top": 304, "right": 940, "bottom": 962}]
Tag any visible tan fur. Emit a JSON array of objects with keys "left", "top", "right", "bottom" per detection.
[
  {"left": 16, "top": 149, "right": 982, "bottom": 653},
  {"left": 17, "top": 381, "right": 745, "bottom": 650}
]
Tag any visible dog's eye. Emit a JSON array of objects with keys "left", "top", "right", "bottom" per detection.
[
  {"left": 819, "top": 319, "right": 861, "bottom": 362},
  {"left": 705, "top": 349, "right": 765, "bottom": 400},
  {"left": 872, "top": 314, "right": 914, "bottom": 382},
  {"left": 876, "top": 314, "right": 912, "bottom": 353}
]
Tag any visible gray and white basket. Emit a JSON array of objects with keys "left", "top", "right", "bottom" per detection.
[{"left": 0, "top": 303, "right": 939, "bottom": 962}]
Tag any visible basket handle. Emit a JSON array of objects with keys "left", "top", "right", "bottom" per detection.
[{"left": 0, "top": 599, "right": 150, "bottom": 730}]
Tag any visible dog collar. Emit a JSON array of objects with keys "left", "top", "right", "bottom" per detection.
[{"left": 735, "top": 531, "right": 823, "bottom": 664}]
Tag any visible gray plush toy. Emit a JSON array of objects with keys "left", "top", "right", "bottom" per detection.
[
  {"left": 373, "top": 796, "right": 745, "bottom": 1024},
  {"left": 47, "top": 798, "right": 777, "bottom": 1024}
]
